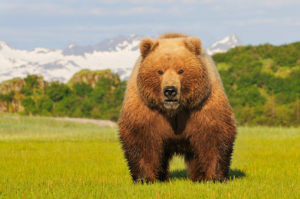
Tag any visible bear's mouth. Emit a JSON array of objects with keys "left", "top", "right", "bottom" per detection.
[
  {"left": 164, "top": 99, "right": 180, "bottom": 110},
  {"left": 165, "top": 99, "right": 179, "bottom": 103}
]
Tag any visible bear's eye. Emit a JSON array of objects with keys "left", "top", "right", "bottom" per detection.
[
  {"left": 178, "top": 69, "right": 184, "bottom": 74},
  {"left": 157, "top": 70, "right": 163, "bottom": 75}
]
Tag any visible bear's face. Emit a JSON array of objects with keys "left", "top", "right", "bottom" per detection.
[{"left": 137, "top": 37, "right": 211, "bottom": 115}]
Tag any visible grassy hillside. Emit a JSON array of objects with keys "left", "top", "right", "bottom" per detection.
[
  {"left": 213, "top": 42, "right": 300, "bottom": 126},
  {"left": 0, "top": 70, "right": 126, "bottom": 121},
  {"left": 68, "top": 69, "right": 120, "bottom": 88},
  {"left": 0, "top": 114, "right": 299, "bottom": 198}
]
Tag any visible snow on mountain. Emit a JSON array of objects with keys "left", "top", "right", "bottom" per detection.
[
  {"left": 0, "top": 35, "right": 142, "bottom": 83},
  {"left": 206, "top": 34, "right": 242, "bottom": 55},
  {"left": 63, "top": 35, "right": 143, "bottom": 56},
  {"left": 0, "top": 34, "right": 241, "bottom": 83}
]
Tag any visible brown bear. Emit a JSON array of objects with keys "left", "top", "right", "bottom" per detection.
[{"left": 118, "top": 33, "right": 237, "bottom": 183}]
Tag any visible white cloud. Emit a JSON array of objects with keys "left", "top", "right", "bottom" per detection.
[
  {"left": 0, "top": 1, "right": 191, "bottom": 17},
  {"left": 231, "top": 17, "right": 300, "bottom": 27},
  {"left": 0, "top": 2, "right": 168, "bottom": 16},
  {"left": 1, "top": 0, "right": 299, "bottom": 18},
  {"left": 90, "top": 6, "right": 162, "bottom": 16},
  {"left": 0, "top": 3, "right": 80, "bottom": 16},
  {"left": 0, "top": 0, "right": 299, "bottom": 49}
]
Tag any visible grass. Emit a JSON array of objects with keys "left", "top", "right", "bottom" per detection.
[{"left": 0, "top": 114, "right": 299, "bottom": 198}]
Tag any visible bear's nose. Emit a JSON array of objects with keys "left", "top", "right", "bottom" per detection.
[{"left": 163, "top": 86, "right": 178, "bottom": 98}]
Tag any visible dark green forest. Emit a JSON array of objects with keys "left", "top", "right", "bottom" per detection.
[{"left": 0, "top": 42, "right": 299, "bottom": 126}]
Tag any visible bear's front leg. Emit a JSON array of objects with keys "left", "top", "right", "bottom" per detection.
[
  {"left": 186, "top": 129, "right": 234, "bottom": 182},
  {"left": 185, "top": 147, "right": 227, "bottom": 182},
  {"left": 119, "top": 128, "right": 163, "bottom": 183}
]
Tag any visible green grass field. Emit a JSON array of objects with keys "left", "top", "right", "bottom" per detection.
[{"left": 0, "top": 114, "right": 299, "bottom": 198}]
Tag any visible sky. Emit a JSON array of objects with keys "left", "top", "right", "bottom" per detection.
[{"left": 0, "top": 0, "right": 299, "bottom": 50}]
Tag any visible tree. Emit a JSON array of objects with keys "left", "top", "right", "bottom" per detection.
[
  {"left": 46, "top": 81, "right": 71, "bottom": 102},
  {"left": 0, "top": 91, "right": 14, "bottom": 112},
  {"left": 22, "top": 97, "right": 36, "bottom": 114},
  {"left": 36, "top": 96, "right": 54, "bottom": 114},
  {"left": 20, "top": 75, "right": 41, "bottom": 96},
  {"left": 73, "top": 83, "right": 93, "bottom": 97},
  {"left": 92, "top": 77, "right": 112, "bottom": 104}
]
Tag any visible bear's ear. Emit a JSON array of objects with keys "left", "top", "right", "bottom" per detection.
[
  {"left": 184, "top": 37, "right": 202, "bottom": 56},
  {"left": 140, "top": 38, "right": 155, "bottom": 58}
]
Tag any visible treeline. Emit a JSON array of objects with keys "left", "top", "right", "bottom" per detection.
[
  {"left": 1, "top": 42, "right": 300, "bottom": 126},
  {"left": 213, "top": 42, "right": 300, "bottom": 126},
  {"left": 0, "top": 70, "right": 126, "bottom": 121}
]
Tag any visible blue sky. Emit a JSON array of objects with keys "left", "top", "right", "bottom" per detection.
[{"left": 0, "top": 0, "right": 299, "bottom": 49}]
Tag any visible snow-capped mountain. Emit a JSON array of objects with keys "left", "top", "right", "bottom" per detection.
[
  {"left": 0, "top": 35, "right": 142, "bottom": 83},
  {"left": 0, "top": 34, "right": 241, "bottom": 83},
  {"left": 63, "top": 35, "right": 143, "bottom": 56},
  {"left": 206, "top": 34, "right": 242, "bottom": 55}
]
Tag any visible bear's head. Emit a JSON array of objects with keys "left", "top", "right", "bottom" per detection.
[{"left": 137, "top": 35, "right": 211, "bottom": 116}]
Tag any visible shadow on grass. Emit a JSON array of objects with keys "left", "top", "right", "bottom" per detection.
[
  {"left": 169, "top": 169, "right": 188, "bottom": 179},
  {"left": 169, "top": 169, "right": 246, "bottom": 180},
  {"left": 228, "top": 169, "right": 246, "bottom": 180}
]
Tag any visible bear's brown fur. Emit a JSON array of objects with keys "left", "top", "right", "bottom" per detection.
[{"left": 118, "top": 33, "right": 237, "bottom": 183}]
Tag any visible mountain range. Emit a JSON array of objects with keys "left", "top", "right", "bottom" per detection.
[{"left": 0, "top": 34, "right": 242, "bottom": 83}]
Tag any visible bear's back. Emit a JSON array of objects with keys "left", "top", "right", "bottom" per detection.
[{"left": 200, "top": 51, "right": 225, "bottom": 91}]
